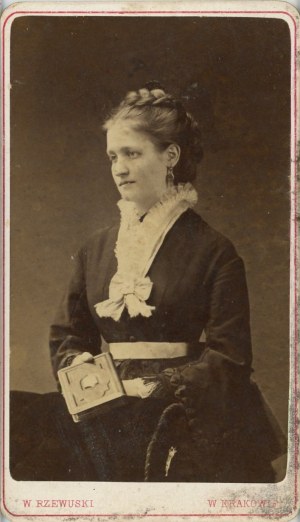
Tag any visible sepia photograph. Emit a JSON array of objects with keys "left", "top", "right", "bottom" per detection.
[{"left": 1, "top": 2, "right": 299, "bottom": 520}]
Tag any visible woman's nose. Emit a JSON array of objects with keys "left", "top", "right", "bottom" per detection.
[{"left": 113, "top": 158, "right": 129, "bottom": 176}]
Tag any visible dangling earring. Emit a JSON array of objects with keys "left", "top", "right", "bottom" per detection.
[{"left": 166, "top": 166, "right": 174, "bottom": 187}]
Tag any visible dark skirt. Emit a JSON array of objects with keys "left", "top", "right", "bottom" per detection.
[{"left": 10, "top": 358, "right": 286, "bottom": 482}]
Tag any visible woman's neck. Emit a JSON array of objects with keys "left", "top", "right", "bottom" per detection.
[{"left": 131, "top": 192, "right": 167, "bottom": 216}]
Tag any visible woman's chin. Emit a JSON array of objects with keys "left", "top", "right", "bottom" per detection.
[
  {"left": 121, "top": 193, "right": 136, "bottom": 202},
  {"left": 118, "top": 184, "right": 137, "bottom": 199}
]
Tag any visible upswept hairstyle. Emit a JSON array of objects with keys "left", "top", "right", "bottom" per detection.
[{"left": 103, "top": 82, "right": 203, "bottom": 184}]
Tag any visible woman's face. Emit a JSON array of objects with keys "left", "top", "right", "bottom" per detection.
[{"left": 106, "top": 122, "right": 171, "bottom": 213}]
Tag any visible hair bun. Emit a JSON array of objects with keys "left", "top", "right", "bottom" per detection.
[{"left": 143, "top": 80, "right": 165, "bottom": 92}]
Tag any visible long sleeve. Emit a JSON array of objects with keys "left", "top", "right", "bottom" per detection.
[
  {"left": 152, "top": 239, "right": 254, "bottom": 428},
  {"left": 182, "top": 245, "right": 253, "bottom": 410},
  {"left": 204, "top": 248, "right": 252, "bottom": 368},
  {"left": 49, "top": 247, "right": 101, "bottom": 379}
]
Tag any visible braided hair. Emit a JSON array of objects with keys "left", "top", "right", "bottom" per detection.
[{"left": 103, "top": 82, "right": 203, "bottom": 184}]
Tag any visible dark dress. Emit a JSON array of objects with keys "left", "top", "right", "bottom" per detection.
[{"left": 10, "top": 209, "right": 286, "bottom": 482}]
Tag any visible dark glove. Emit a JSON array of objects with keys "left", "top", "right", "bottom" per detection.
[
  {"left": 162, "top": 362, "right": 212, "bottom": 427},
  {"left": 163, "top": 348, "right": 251, "bottom": 434}
]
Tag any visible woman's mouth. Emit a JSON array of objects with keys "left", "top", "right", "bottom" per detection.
[{"left": 119, "top": 181, "right": 135, "bottom": 187}]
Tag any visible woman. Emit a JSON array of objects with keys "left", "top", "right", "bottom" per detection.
[{"left": 11, "top": 83, "right": 285, "bottom": 482}]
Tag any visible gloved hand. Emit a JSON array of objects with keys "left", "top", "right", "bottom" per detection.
[
  {"left": 162, "top": 349, "right": 250, "bottom": 434},
  {"left": 162, "top": 362, "right": 213, "bottom": 426}
]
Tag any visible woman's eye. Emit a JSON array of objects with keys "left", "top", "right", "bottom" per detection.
[
  {"left": 109, "top": 155, "right": 117, "bottom": 163},
  {"left": 127, "top": 151, "right": 139, "bottom": 159}
]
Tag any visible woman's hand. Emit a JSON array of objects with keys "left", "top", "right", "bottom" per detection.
[
  {"left": 70, "top": 352, "right": 94, "bottom": 366},
  {"left": 123, "top": 378, "right": 159, "bottom": 398}
]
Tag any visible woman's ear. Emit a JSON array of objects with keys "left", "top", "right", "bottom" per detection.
[{"left": 166, "top": 143, "right": 181, "bottom": 167}]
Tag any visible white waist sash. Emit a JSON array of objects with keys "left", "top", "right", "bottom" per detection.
[{"left": 109, "top": 341, "right": 189, "bottom": 360}]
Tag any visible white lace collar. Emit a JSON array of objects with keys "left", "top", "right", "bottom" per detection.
[
  {"left": 115, "top": 183, "right": 198, "bottom": 275},
  {"left": 117, "top": 182, "right": 198, "bottom": 230},
  {"left": 95, "top": 183, "right": 197, "bottom": 321}
]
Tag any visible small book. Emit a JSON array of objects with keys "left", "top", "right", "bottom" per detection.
[{"left": 58, "top": 352, "right": 126, "bottom": 422}]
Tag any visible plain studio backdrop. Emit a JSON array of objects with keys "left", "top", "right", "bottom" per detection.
[{"left": 9, "top": 15, "right": 290, "bottom": 437}]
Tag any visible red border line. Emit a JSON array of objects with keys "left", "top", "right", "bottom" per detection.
[
  {"left": 1, "top": 7, "right": 298, "bottom": 520},
  {"left": 1, "top": 2, "right": 6, "bottom": 520},
  {"left": 0, "top": 513, "right": 296, "bottom": 519},
  {"left": 1, "top": 8, "right": 300, "bottom": 20},
  {"left": 292, "top": 5, "right": 298, "bottom": 510},
  {"left": 0, "top": 9, "right": 299, "bottom": 18}
]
